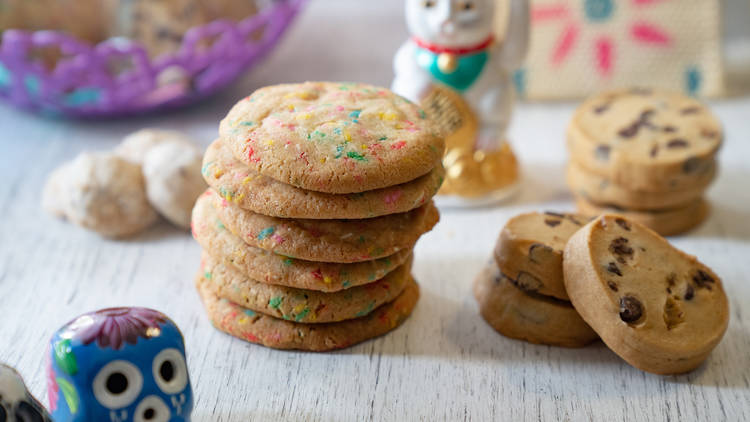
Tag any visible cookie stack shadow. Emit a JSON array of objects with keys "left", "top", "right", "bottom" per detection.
[
  {"left": 565, "top": 89, "right": 722, "bottom": 236},
  {"left": 191, "top": 82, "right": 445, "bottom": 351}
]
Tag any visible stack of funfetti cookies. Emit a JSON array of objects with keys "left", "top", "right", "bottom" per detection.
[
  {"left": 475, "top": 212, "right": 599, "bottom": 348},
  {"left": 566, "top": 89, "right": 722, "bottom": 236},
  {"left": 192, "top": 82, "right": 445, "bottom": 351}
]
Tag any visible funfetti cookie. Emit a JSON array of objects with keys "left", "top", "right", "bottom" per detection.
[
  {"left": 201, "top": 138, "right": 445, "bottom": 219},
  {"left": 200, "top": 253, "right": 412, "bottom": 323},
  {"left": 196, "top": 272, "right": 420, "bottom": 351},
  {"left": 566, "top": 161, "right": 714, "bottom": 211},
  {"left": 191, "top": 197, "right": 411, "bottom": 292},
  {"left": 494, "top": 212, "right": 591, "bottom": 301},
  {"left": 201, "top": 188, "right": 439, "bottom": 263},
  {"left": 219, "top": 82, "right": 445, "bottom": 194},
  {"left": 563, "top": 215, "right": 729, "bottom": 374},
  {"left": 575, "top": 196, "right": 709, "bottom": 237},
  {"left": 474, "top": 261, "right": 598, "bottom": 348},
  {"left": 567, "top": 89, "right": 721, "bottom": 192}
]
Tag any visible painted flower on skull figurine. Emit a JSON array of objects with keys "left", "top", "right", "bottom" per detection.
[
  {"left": 47, "top": 308, "right": 193, "bottom": 422},
  {"left": 0, "top": 363, "right": 52, "bottom": 422}
]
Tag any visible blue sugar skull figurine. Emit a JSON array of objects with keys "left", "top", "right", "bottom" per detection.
[
  {"left": 0, "top": 363, "right": 52, "bottom": 421},
  {"left": 47, "top": 308, "right": 193, "bottom": 421}
]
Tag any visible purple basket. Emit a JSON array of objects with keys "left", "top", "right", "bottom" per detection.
[{"left": 0, "top": 0, "right": 306, "bottom": 118}]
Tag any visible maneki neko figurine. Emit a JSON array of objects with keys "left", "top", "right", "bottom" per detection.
[
  {"left": 393, "top": 0, "right": 529, "bottom": 204},
  {"left": 47, "top": 307, "right": 193, "bottom": 422}
]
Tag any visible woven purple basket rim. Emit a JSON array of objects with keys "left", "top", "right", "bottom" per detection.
[{"left": 0, "top": 0, "right": 307, "bottom": 118}]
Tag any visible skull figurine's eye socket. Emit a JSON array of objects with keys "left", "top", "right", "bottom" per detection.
[
  {"left": 93, "top": 360, "right": 143, "bottom": 409},
  {"left": 152, "top": 348, "right": 188, "bottom": 395},
  {"left": 423, "top": 0, "right": 436, "bottom": 8},
  {"left": 134, "top": 396, "right": 170, "bottom": 422},
  {"left": 14, "top": 402, "right": 44, "bottom": 422}
]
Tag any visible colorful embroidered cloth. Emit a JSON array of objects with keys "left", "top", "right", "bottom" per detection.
[{"left": 496, "top": 0, "right": 724, "bottom": 99}]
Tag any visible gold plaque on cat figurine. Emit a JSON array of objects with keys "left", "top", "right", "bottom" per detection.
[{"left": 421, "top": 85, "right": 519, "bottom": 199}]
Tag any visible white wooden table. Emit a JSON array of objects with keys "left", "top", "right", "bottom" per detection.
[{"left": 1, "top": 1, "right": 749, "bottom": 420}]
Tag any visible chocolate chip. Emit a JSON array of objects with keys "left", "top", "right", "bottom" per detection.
[
  {"left": 667, "top": 139, "right": 689, "bottom": 149},
  {"left": 619, "top": 296, "right": 644, "bottom": 323},
  {"left": 684, "top": 284, "right": 695, "bottom": 300},
  {"left": 663, "top": 297, "right": 685, "bottom": 330},
  {"left": 701, "top": 128, "right": 719, "bottom": 139},
  {"left": 512, "top": 272, "right": 544, "bottom": 294},
  {"left": 566, "top": 215, "right": 584, "bottom": 226},
  {"left": 639, "top": 109, "right": 656, "bottom": 123},
  {"left": 609, "top": 237, "right": 634, "bottom": 264},
  {"left": 594, "top": 104, "right": 610, "bottom": 114},
  {"left": 544, "top": 219, "right": 561, "bottom": 227},
  {"left": 692, "top": 269, "right": 715, "bottom": 290},
  {"left": 528, "top": 243, "right": 555, "bottom": 264},
  {"left": 493, "top": 273, "right": 502, "bottom": 284},
  {"left": 595, "top": 145, "right": 611, "bottom": 161},
  {"left": 662, "top": 125, "right": 677, "bottom": 133},
  {"left": 618, "top": 122, "right": 640, "bottom": 138},
  {"left": 615, "top": 218, "right": 631, "bottom": 231},
  {"left": 680, "top": 106, "right": 701, "bottom": 115},
  {"left": 608, "top": 281, "right": 619, "bottom": 291},
  {"left": 544, "top": 211, "right": 566, "bottom": 218},
  {"left": 683, "top": 157, "right": 701, "bottom": 173},
  {"left": 607, "top": 262, "right": 622, "bottom": 276},
  {"left": 666, "top": 273, "right": 676, "bottom": 287},
  {"left": 650, "top": 146, "right": 659, "bottom": 157}
]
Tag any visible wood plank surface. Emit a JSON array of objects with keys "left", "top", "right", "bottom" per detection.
[{"left": 1, "top": 1, "right": 749, "bottom": 420}]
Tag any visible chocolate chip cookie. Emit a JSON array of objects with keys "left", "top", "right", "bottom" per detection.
[
  {"left": 494, "top": 212, "right": 591, "bottom": 300},
  {"left": 474, "top": 261, "right": 598, "bottom": 348},
  {"left": 563, "top": 214, "right": 729, "bottom": 374},
  {"left": 567, "top": 89, "right": 721, "bottom": 192},
  {"left": 566, "top": 161, "right": 714, "bottom": 211},
  {"left": 574, "top": 196, "right": 709, "bottom": 236}
]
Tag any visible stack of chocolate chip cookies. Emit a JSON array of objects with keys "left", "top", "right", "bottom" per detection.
[
  {"left": 192, "top": 82, "right": 445, "bottom": 351},
  {"left": 566, "top": 89, "right": 722, "bottom": 236},
  {"left": 476, "top": 212, "right": 729, "bottom": 374},
  {"left": 475, "top": 212, "right": 599, "bottom": 348}
]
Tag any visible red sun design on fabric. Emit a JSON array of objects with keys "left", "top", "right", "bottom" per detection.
[{"left": 532, "top": 0, "right": 672, "bottom": 77}]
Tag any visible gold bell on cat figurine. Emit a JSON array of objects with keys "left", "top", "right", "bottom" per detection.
[{"left": 392, "top": 0, "right": 530, "bottom": 205}]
